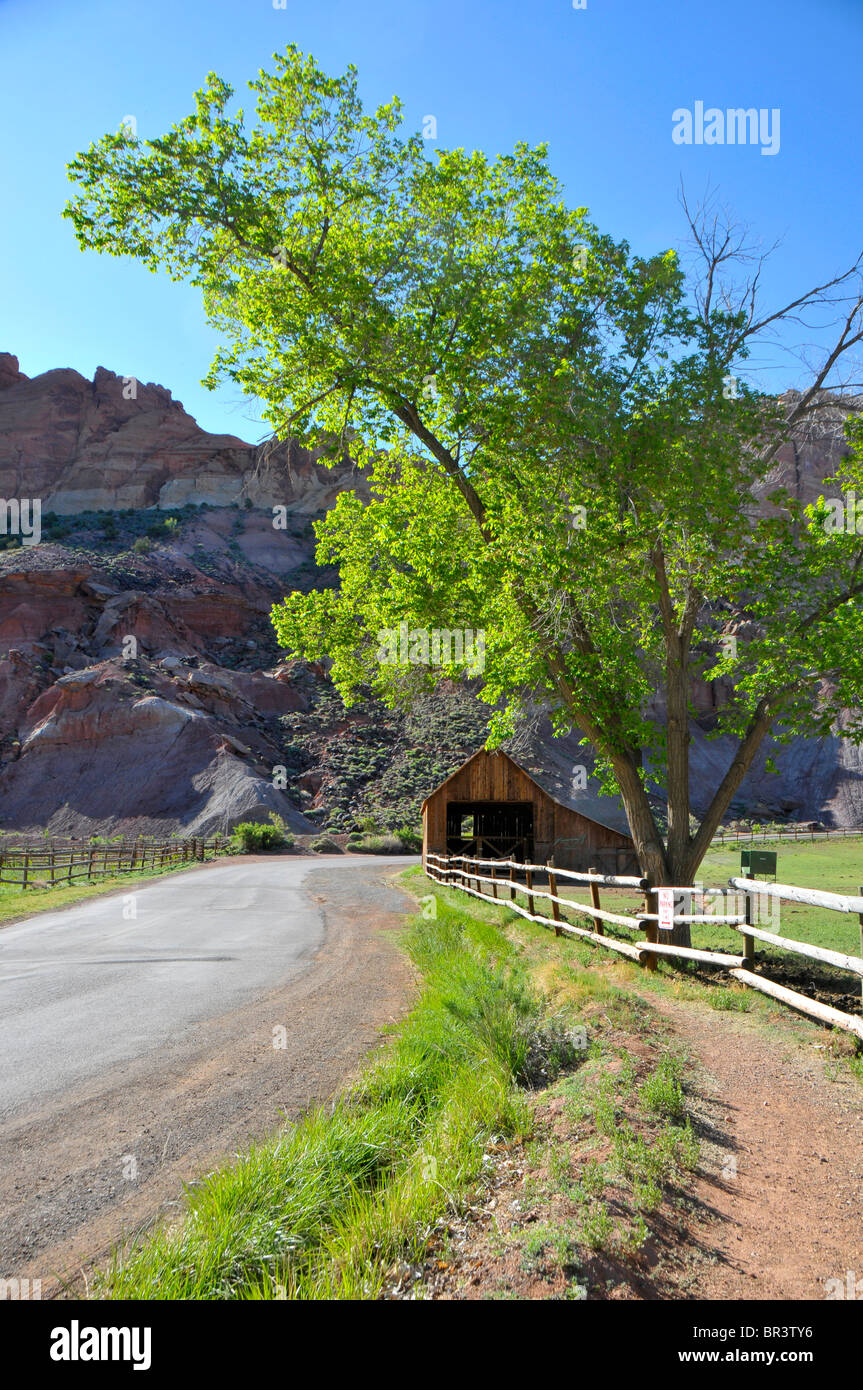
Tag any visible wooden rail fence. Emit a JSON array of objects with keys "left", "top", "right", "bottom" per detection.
[
  {"left": 425, "top": 852, "right": 863, "bottom": 1044},
  {"left": 712, "top": 826, "right": 863, "bottom": 845},
  {"left": 0, "top": 837, "right": 224, "bottom": 887}
]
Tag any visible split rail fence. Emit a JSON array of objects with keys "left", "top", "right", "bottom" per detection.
[
  {"left": 0, "top": 837, "right": 224, "bottom": 888},
  {"left": 712, "top": 826, "right": 863, "bottom": 845},
  {"left": 425, "top": 852, "right": 863, "bottom": 1044}
]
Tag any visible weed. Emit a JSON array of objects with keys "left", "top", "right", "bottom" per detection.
[
  {"left": 672, "top": 1120, "right": 701, "bottom": 1172},
  {"left": 616, "top": 1214, "right": 649, "bottom": 1258},
  {"left": 574, "top": 1157, "right": 606, "bottom": 1202},
  {"left": 639, "top": 1055, "right": 687, "bottom": 1122},
  {"left": 580, "top": 1202, "right": 615, "bottom": 1252},
  {"left": 706, "top": 987, "right": 749, "bottom": 1012}
]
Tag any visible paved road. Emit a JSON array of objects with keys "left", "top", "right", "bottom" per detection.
[
  {"left": 0, "top": 857, "right": 396, "bottom": 1117},
  {"left": 0, "top": 855, "right": 418, "bottom": 1287}
]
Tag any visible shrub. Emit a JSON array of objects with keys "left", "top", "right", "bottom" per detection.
[
  {"left": 395, "top": 825, "right": 421, "bottom": 852},
  {"left": 230, "top": 822, "right": 288, "bottom": 853},
  {"left": 309, "top": 835, "right": 341, "bottom": 854},
  {"left": 346, "top": 833, "right": 405, "bottom": 854},
  {"left": 267, "top": 812, "right": 294, "bottom": 846},
  {"left": 132, "top": 536, "right": 150, "bottom": 554}
]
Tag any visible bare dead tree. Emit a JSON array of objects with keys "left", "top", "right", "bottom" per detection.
[{"left": 679, "top": 183, "right": 863, "bottom": 466}]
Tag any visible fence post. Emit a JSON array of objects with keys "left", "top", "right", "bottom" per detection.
[
  {"left": 22, "top": 852, "right": 29, "bottom": 890},
  {"left": 588, "top": 865, "right": 603, "bottom": 936},
  {"left": 525, "top": 866, "right": 534, "bottom": 917},
  {"left": 509, "top": 864, "right": 516, "bottom": 902},
  {"left": 491, "top": 862, "right": 498, "bottom": 900},
  {"left": 742, "top": 873, "right": 755, "bottom": 969},
  {"left": 641, "top": 885, "right": 658, "bottom": 971},
  {"left": 858, "top": 885, "right": 863, "bottom": 1005},
  {"left": 547, "top": 859, "right": 562, "bottom": 936}
]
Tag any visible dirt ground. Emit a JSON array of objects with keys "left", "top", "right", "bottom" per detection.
[
  {"left": 0, "top": 860, "right": 415, "bottom": 1297},
  {"left": 655, "top": 995, "right": 863, "bottom": 1300}
]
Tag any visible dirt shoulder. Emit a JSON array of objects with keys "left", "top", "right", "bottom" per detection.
[
  {"left": 1, "top": 863, "right": 415, "bottom": 1297},
  {"left": 648, "top": 993, "right": 863, "bottom": 1300}
]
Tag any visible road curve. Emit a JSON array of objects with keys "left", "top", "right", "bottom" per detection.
[{"left": 0, "top": 855, "right": 418, "bottom": 1291}]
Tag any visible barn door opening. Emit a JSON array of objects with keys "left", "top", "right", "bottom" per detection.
[{"left": 445, "top": 801, "right": 534, "bottom": 862}]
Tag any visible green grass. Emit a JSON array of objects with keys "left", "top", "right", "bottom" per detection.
[
  {"left": 403, "top": 871, "right": 706, "bottom": 1285},
  {"left": 97, "top": 892, "right": 580, "bottom": 1300}
]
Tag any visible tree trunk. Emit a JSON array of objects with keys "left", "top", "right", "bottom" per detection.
[
  {"left": 612, "top": 755, "right": 692, "bottom": 948},
  {"left": 664, "top": 637, "right": 691, "bottom": 879},
  {"left": 611, "top": 753, "right": 668, "bottom": 881},
  {"left": 683, "top": 695, "right": 780, "bottom": 881}
]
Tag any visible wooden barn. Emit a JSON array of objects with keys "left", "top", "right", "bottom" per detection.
[{"left": 421, "top": 749, "right": 638, "bottom": 875}]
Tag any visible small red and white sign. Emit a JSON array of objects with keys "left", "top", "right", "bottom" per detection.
[{"left": 657, "top": 888, "right": 675, "bottom": 931}]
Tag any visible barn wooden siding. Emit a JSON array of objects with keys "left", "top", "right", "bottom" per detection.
[{"left": 421, "top": 749, "right": 638, "bottom": 874}]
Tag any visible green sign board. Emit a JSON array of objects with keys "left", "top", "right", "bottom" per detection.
[{"left": 740, "top": 849, "right": 777, "bottom": 878}]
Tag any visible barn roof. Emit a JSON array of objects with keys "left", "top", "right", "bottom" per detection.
[{"left": 421, "top": 748, "right": 631, "bottom": 839}]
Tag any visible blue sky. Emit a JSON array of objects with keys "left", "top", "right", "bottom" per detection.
[{"left": 1, "top": 0, "right": 860, "bottom": 441}]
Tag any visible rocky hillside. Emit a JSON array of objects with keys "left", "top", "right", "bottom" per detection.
[
  {"left": 0, "top": 355, "right": 501, "bottom": 838},
  {"left": 0, "top": 353, "right": 860, "bottom": 838}
]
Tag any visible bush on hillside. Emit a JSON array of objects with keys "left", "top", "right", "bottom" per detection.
[
  {"left": 309, "top": 835, "right": 341, "bottom": 853},
  {"left": 230, "top": 821, "right": 290, "bottom": 853}
]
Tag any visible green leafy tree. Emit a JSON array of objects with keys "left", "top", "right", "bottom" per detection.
[{"left": 65, "top": 48, "right": 863, "bottom": 938}]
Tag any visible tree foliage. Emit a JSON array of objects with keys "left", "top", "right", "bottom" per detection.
[{"left": 65, "top": 46, "right": 863, "bottom": 902}]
